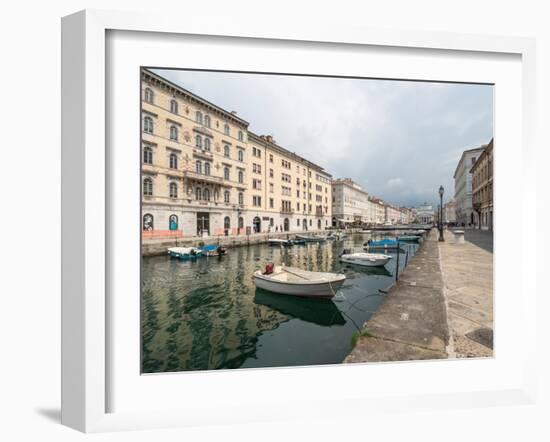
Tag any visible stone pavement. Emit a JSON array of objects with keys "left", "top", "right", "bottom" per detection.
[
  {"left": 439, "top": 229, "right": 494, "bottom": 358},
  {"left": 344, "top": 230, "right": 449, "bottom": 363}
]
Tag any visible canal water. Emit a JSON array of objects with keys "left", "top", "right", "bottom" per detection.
[{"left": 141, "top": 234, "right": 419, "bottom": 373}]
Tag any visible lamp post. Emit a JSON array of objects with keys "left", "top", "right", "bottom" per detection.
[{"left": 438, "top": 185, "right": 444, "bottom": 242}]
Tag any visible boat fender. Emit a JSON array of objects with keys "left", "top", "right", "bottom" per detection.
[{"left": 264, "top": 263, "right": 274, "bottom": 275}]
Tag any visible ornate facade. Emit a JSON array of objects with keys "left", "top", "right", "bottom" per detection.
[{"left": 471, "top": 138, "right": 493, "bottom": 230}]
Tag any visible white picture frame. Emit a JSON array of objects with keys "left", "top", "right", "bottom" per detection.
[{"left": 61, "top": 9, "right": 537, "bottom": 433}]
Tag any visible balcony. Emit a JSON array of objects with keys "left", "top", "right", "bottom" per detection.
[
  {"left": 192, "top": 148, "right": 214, "bottom": 160},
  {"left": 280, "top": 207, "right": 294, "bottom": 214},
  {"left": 184, "top": 170, "right": 223, "bottom": 185}
]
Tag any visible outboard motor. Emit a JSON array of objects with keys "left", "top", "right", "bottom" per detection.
[{"left": 218, "top": 246, "right": 227, "bottom": 256}]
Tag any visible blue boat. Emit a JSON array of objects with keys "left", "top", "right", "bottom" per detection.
[
  {"left": 363, "top": 238, "right": 403, "bottom": 250},
  {"left": 198, "top": 244, "right": 227, "bottom": 257},
  {"left": 167, "top": 247, "right": 203, "bottom": 260}
]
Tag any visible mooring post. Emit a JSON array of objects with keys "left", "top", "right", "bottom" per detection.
[{"left": 395, "top": 242, "right": 400, "bottom": 281}]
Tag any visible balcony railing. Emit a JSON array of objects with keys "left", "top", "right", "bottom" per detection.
[
  {"left": 280, "top": 207, "right": 294, "bottom": 214},
  {"left": 184, "top": 170, "right": 223, "bottom": 184},
  {"left": 192, "top": 148, "right": 214, "bottom": 160}
]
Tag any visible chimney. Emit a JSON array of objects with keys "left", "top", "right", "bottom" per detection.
[{"left": 266, "top": 135, "right": 273, "bottom": 143}]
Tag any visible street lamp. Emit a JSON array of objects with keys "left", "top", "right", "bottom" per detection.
[{"left": 438, "top": 185, "right": 444, "bottom": 242}]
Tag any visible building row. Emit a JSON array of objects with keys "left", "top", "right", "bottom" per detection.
[
  {"left": 141, "top": 69, "right": 418, "bottom": 238},
  {"left": 452, "top": 138, "right": 493, "bottom": 230}
]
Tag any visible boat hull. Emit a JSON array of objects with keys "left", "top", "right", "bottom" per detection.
[
  {"left": 340, "top": 254, "right": 391, "bottom": 267},
  {"left": 253, "top": 276, "right": 345, "bottom": 298}
]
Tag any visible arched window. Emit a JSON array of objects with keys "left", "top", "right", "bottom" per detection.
[
  {"left": 143, "top": 116, "right": 153, "bottom": 133},
  {"left": 224, "top": 190, "right": 230, "bottom": 203},
  {"left": 238, "top": 217, "right": 244, "bottom": 229},
  {"left": 238, "top": 150, "right": 243, "bottom": 162},
  {"left": 238, "top": 170, "right": 244, "bottom": 183},
  {"left": 170, "top": 99, "right": 178, "bottom": 114},
  {"left": 168, "top": 215, "right": 178, "bottom": 231},
  {"left": 143, "top": 146, "right": 153, "bottom": 164},
  {"left": 195, "top": 135, "right": 202, "bottom": 148},
  {"left": 169, "top": 125, "right": 178, "bottom": 141},
  {"left": 195, "top": 160, "right": 202, "bottom": 174},
  {"left": 143, "top": 213, "right": 154, "bottom": 231},
  {"left": 144, "top": 88, "right": 154, "bottom": 103},
  {"left": 224, "top": 124, "right": 230, "bottom": 135},
  {"left": 224, "top": 167, "right": 230, "bottom": 181},
  {"left": 169, "top": 153, "right": 177, "bottom": 169},
  {"left": 169, "top": 182, "right": 178, "bottom": 198},
  {"left": 224, "top": 216, "right": 230, "bottom": 229},
  {"left": 224, "top": 145, "right": 230, "bottom": 157},
  {"left": 203, "top": 188, "right": 210, "bottom": 201},
  {"left": 238, "top": 130, "right": 244, "bottom": 141},
  {"left": 195, "top": 187, "right": 202, "bottom": 200},
  {"left": 204, "top": 115, "right": 211, "bottom": 127},
  {"left": 238, "top": 192, "right": 244, "bottom": 205},
  {"left": 204, "top": 138, "right": 211, "bottom": 151},
  {"left": 195, "top": 111, "right": 203, "bottom": 124},
  {"left": 143, "top": 178, "right": 153, "bottom": 196},
  {"left": 204, "top": 162, "right": 211, "bottom": 176}
]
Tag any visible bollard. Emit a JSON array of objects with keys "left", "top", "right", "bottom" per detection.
[{"left": 453, "top": 230, "right": 465, "bottom": 244}]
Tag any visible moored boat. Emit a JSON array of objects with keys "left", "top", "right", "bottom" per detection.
[
  {"left": 396, "top": 235, "right": 421, "bottom": 242},
  {"left": 340, "top": 251, "right": 392, "bottom": 267},
  {"left": 291, "top": 238, "right": 306, "bottom": 245},
  {"left": 253, "top": 264, "right": 345, "bottom": 298},
  {"left": 295, "top": 234, "right": 327, "bottom": 242},
  {"left": 268, "top": 238, "right": 293, "bottom": 247},
  {"left": 363, "top": 238, "right": 403, "bottom": 251},
  {"left": 167, "top": 246, "right": 203, "bottom": 260},
  {"left": 198, "top": 244, "right": 227, "bottom": 256}
]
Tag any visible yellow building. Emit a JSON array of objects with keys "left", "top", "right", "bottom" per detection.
[{"left": 141, "top": 69, "right": 332, "bottom": 238}]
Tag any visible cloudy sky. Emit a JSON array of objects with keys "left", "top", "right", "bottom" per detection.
[{"left": 152, "top": 69, "right": 493, "bottom": 208}]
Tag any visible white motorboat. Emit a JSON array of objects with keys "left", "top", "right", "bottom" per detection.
[
  {"left": 167, "top": 246, "right": 202, "bottom": 259},
  {"left": 268, "top": 238, "right": 293, "bottom": 247},
  {"left": 253, "top": 264, "right": 346, "bottom": 298},
  {"left": 361, "top": 230, "right": 372, "bottom": 234},
  {"left": 340, "top": 252, "right": 392, "bottom": 267}
]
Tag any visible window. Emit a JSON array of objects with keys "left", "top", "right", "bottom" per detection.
[
  {"left": 253, "top": 196, "right": 262, "bottom": 207},
  {"left": 203, "top": 188, "right": 210, "bottom": 201},
  {"left": 238, "top": 150, "right": 244, "bottom": 162},
  {"left": 224, "top": 190, "right": 230, "bottom": 203},
  {"left": 196, "top": 160, "right": 202, "bottom": 174},
  {"left": 269, "top": 169, "right": 274, "bottom": 178},
  {"left": 269, "top": 183, "right": 274, "bottom": 193},
  {"left": 224, "top": 167, "right": 230, "bottom": 180},
  {"left": 170, "top": 99, "right": 178, "bottom": 114},
  {"left": 196, "top": 111, "right": 203, "bottom": 124},
  {"left": 195, "top": 135, "right": 202, "bottom": 148},
  {"left": 238, "top": 192, "right": 244, "bottom": 205},
  {"left": 169, "top": 182, "right": 178, "bottom": 198},
  {"left": 169, "top": 214, "right": 178, "bottom": 231},
  {"left": 195, "top": 187, "right": 202, "bottom": 200},
  {"left": 204, "top": 162, "right": 211, "bottom": 176},
  {"left": 204, "top": 115, "right": 211, "bottom": 127},
  {"left": 269, "top": 198, "right": 274, "bottom": 209},
  {"left": 238, "top": 217, "right": 244, "bottom": 229},
  {"left": 297, "top": 219, "right": 300, "bottom": 226},
  {"left": 269, "top": 154, "right": 273, "bottom": 163},
  {"left": 238, "top": 131, "right": 244, "bottom": 141},
  {"left": 143, "top": 116, "right": 153, "bottom": 133},
  {"left": 224, "top": 124, "right": 230, "bottom": 135},
  {"left": 144, "top": 88, "right": 154, "bottom": 103},
  {"left": 224, "top": 216, "right": 230, "bottom": 229},
  {"left": 204, "top": 138, "right": 211, "bottom": 151},
  {"left": 143, "top": 146, "right": 153, "bottom": 164},
  {"left": 238, "top": 170, "right": 244, "bottom": 183},
  {"left": 169, "top": 125, "right": 178, "bottom": 141},
  {"left": 169, "top": 153, "right": 177, "bottom": 169},
  {"left": 143, "top": 178, "right": 153, "bottom": 196},
  {"left": 224, "top": 145, "right": 230, "bottom": 157},
  {"left": 253, "top": 179, "right": 261, "bottom": 190}
]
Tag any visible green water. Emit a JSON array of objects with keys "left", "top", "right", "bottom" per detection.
[{"left": 141, "top": 234, "right": 419, "bottom": 373}]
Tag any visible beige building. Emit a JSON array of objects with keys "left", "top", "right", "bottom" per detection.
[
  {"left": 140, "top": 69, "right": 332, "bottom": 238},
  {"left": 453, "top": 144, "right": 486, "bottom": 226},
  {"left": 368, "top": 197, "right": 386, "bottom": 225},
  {"left": 331, "top": 179, "right": 372, "bottom": 226},
  {"left": 471, "top": 138, "right": 493, "bottom": 230}
]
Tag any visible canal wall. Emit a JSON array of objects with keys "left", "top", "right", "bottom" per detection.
[
  {"left": 344, "top": 230, "right": 451, "bottom": 363},
  {"left": 141, "top": 230, "right": 331, "bottom": 256}
]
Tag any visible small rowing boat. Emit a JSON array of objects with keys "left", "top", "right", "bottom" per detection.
[
  {"left": 253, "top": 264, "right": 345, "bottom": 298},
  {"left": 268, "top": 238, "right": 293, "bottom": 247},
  {"left": 340, "top": 251, "right": 392, "bottom": 267},
  {"left": 295, "top": 234, "right": 327, "bottom": 242}
]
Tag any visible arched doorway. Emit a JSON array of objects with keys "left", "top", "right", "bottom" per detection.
[
  {"left": 224, "top": 216, "right": 230, "bottom": 235},
  {"left": 283, "top": 218, "right": 289, "bottom": 232},
  {"left": 303, "top": 218, "right": 307, "bottom": 231},
  {"left": 332, "top": 217, "right": 337, "bottom": 227},
  {"left": 169, "top": 214, "right": 178, "bottom": 231},
  {"left": 317, "top": 219, "right": 321, "bottom": 230},
  {"left": 143, "top": 213, "right": 154, "bottom": 231},
  {"left": 253, "top": 216, "right": 261, "bottom": 233}
]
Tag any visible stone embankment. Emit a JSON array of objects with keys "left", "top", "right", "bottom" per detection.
[{"left": 344, "top": 228, "right": 493, "bottom": 363}]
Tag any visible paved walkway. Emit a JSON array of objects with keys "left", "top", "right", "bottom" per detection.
[
  {"left": 464, "top": 228, "right": 494, "bottom": 253},
  {"left": 344, "top": 230, "right": 450, "bottom": 363},
  {"left": 439, "top": 230, "right": 494, "bottom": 357}
]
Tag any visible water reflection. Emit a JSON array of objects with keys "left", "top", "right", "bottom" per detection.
[{"left": 141, "top": 233, "right": 418, "bottom": 373}]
